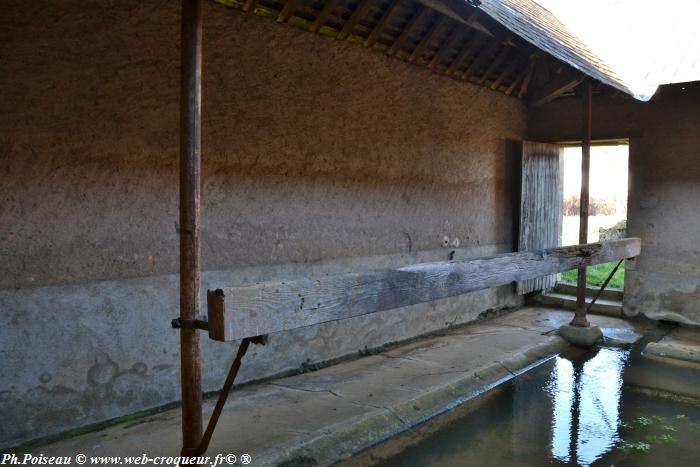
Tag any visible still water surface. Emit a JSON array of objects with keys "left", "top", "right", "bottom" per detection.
[{"left": 354, "top": 346, "right": 700, "bottom": 466}]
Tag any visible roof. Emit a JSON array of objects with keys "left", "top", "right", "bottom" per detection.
[
  {"left": 476, "top": 0, "right": 641, "bottom": 99},
  {"left": 212, "top": 0, "right": 556, "bottom": 101},
  {"left": 211, "top": 0, "right": 670, "bottom": 102}
]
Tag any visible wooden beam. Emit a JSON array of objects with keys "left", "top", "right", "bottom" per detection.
[
  {"left": 364, "top": 0, "right": 401, "bottom": 48},
  {"left": 409, "top": 14, "right": 448, "bottom": 63},
  {"left": 207, "top": 238, "right": 641, "bottom": 341},
  {"left": 338, "top": 0, "right": 371, "bottom": 40},
  {"left": 420, "top": 0, "right": 492, "bottom": 36},
  {"left": 277, "top": 0, "right": 296, "bottom": 23},
  {"left": 309, "top": 0, "right": 336, "bottom": 33},
  {"left": 387, "top": 5, "right": 429, "bottom": 56},
  {"left": 528, "top": 67, "right": 584, "bottom": 107}
]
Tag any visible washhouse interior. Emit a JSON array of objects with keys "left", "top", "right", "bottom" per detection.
[{"left": 2, "top": 0, "right": 699, "bottom": 465}]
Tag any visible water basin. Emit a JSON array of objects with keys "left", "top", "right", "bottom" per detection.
[{"left": 344, "top": 343, "right": 700, "bottom": 466}]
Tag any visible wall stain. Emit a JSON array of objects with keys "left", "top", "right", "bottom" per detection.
[
  {"left": 661, "top": 285, "right": 700, "bottom": 315},
  {"left": 87, "top": 352, "right": 119, "bottom": 386}
]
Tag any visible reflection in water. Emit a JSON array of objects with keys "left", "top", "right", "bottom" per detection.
[
  {"left": 364, "top": 345, "right": 700, "bottom": 467},
  {"left": 550, "top": 356, "right": 574, "bottom": 462},
  {"left": 549, "top": 348, "right": 629, "bottom": 466}
]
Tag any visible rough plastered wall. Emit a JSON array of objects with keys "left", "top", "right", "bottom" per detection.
[
  {"left": 529, "top": 82, "right": 700, "bottom": 326},
  {"left": 0, "top": 0, "right": 526, "bottom": 448}
]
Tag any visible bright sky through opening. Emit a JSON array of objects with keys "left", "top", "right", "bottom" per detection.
[{"left": 535, "top": 0, "right": 700, "bottom": 100}]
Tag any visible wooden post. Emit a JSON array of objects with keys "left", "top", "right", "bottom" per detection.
[
  {"left": 179, "top": 0, "right": 203, "bottom": 454},
  {"left": 572, "top": 81, "right": 592, "bottom": 327}
]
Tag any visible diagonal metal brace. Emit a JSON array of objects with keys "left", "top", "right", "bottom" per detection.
[
  {"left": 188, "top": 334, "right": 268, "bottom": 456},
  {"left": 586, "top": 259, "right": 624, "bottom": 314}
]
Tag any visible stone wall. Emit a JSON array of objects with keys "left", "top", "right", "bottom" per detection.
[
  {"left": 0, "top": 0, "right": 526, "bottom": 448},
  {"left": 529, "top": 82, "right": 700, "bottom": 325}
]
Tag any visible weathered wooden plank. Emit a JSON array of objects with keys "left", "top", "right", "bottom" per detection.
[
  {"left": 517, "top": 141, "right": 564, "bottom": 295},
  {"left": 207, "top": 238, "right": 641, "bottom": 341}
]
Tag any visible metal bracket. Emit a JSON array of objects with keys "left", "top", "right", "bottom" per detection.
[
  {"left": 171, "top": 317, "right": 209, "bottom": 331},
  {"left": 190, "top": 333, "right": 269, "bottom": 455},
  {"left": 249, "top": 334, "right": 268, "bottom": 346},
  {"left": 586, "top": 259, "right": 624, "bottom": 314}
]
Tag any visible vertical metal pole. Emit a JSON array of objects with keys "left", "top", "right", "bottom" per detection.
[
  {"left": 179, "top": 0, "right": 203, "bottom": 454},
  {"left": 572, "top": 81, "right": 592, "bottom": 327}
]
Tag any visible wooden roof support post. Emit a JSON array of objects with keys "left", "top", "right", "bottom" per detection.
[
  {"left": 179, "top": 0, "right": 203, "bottom": 454},
  {"left": 572, "top": 80, "right": 592, "bottom": 327}
]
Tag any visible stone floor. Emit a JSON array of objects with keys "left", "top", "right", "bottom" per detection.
[{"left": 24, "top": 308, "right": 648, "bottom": 466}]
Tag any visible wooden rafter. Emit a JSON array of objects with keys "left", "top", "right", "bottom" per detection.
[
  {"left": 477, "top": 44, "right": 511, "bottom": 85},
  {"left": 409, "top": 14, "right": 448, "bottom": 63},
  {"left": 505, "top": 67, "right": 527, "bottom": 95},
  {"left": 528, "top": 67, "right": 584, "bottom": 107},
  {"left": 428, "top": 23, "right": 462, "bottom": 70},
  {"left": 517, "top": 65, "right": 534, "bottom": 98},
  {"left": 423, "top": 0, "right": 491, "bottom": 36},
  {"left": 387, "top": 5, "right": 430, "bottom": 56},
  {"left": 338, "top": 0, "right": 372, "bottom": 40},
  {"left": 364, "top": 0, "right": 402, "bottom": 48},
  {"left": 217, "top": 0, "right": 589, "bottom": 102},
  {"left": 460, "top": 36, "right": 500, "bottom": 80},
  {"left": 445, "top": 33, "right": 485, "bottom": 76},
  {"left": 509, "top": 56, "right": 536, "bottom": 97},
  {"left": 243, "top": 0, "right": 258, "bottom": 13},
  {"left": 309, "top": 0, "right": 336, "bottom": 33},
  {"left": 490, "top": 54, "right": 523, "bottom": 90},
  {"left": 277, "top": 0, "right": 296, "bottom": 23}
]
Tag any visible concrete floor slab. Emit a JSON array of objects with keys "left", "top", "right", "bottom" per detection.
[{"left": 21, "top": 308, "right": 648, "bottom": 466}]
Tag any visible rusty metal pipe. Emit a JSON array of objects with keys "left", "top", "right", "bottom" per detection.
[
  {"left": 572, "top": 81, "right": 592, "bottom": 327},
  {"left": 196, "top": 339, "right": 252, "bottom": 455},
  {"left": 586, "top": 259, "right": 623, "bottom": 314},
  {"left": 179, "top": 0, "right": 203, "bottom": 454}
]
